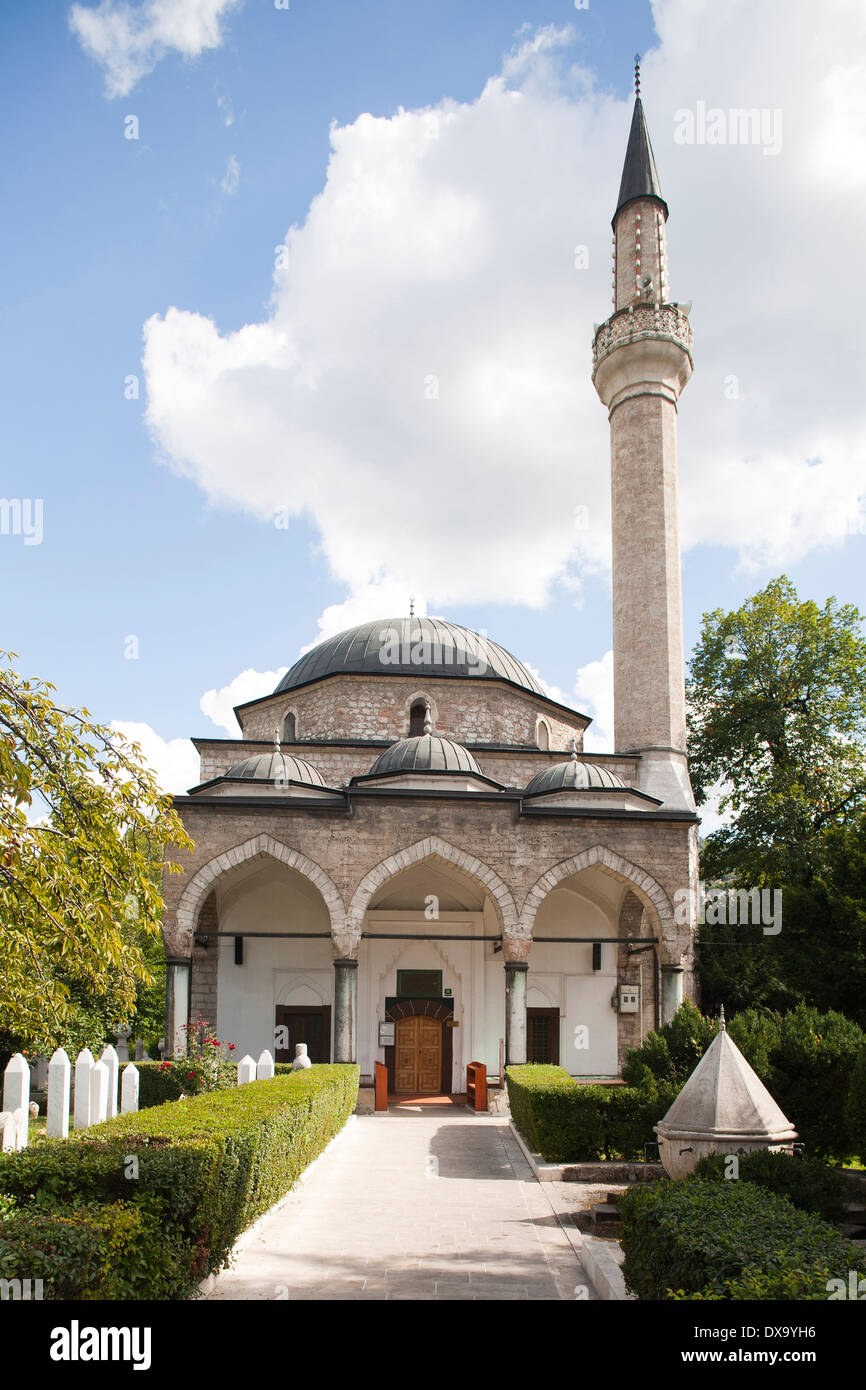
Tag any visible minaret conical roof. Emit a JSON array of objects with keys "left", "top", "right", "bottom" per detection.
[
  {"left": 655, "top": 1024, "right": 798, "bottom": 1142},
  {"left": 614, "top": 96, "right": 668, "bottom": 226}
]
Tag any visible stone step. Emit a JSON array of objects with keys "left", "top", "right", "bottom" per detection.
[{"left": 591, "top": 1202, "right": 622, "bottom": 1227}]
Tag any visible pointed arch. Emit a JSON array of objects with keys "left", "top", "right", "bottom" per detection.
[
  {"left": 174, "top": 834, "right": 346, "bottom": 953},
  {"left": 348, "top": 836, "right": 518, "bottom": 935},
  {"left": 519, "top": 844, "right": 673, "bottom": 937}
]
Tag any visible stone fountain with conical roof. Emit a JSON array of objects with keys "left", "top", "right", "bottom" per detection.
[{"left": 654, "top": 1008, "right": 798, "bottom": 1178}]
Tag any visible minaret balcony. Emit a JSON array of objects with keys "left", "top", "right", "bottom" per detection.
[
  {"left": 592, "top": 301, "right": 693, "bottom": 368},
  {"left": 592, "top": 302, "right": 694, "bottom": 410}
]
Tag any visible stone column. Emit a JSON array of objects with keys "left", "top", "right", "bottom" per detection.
[
  {"left": 164, "top": 957, "right": 191, "bottom": 1059},
  {"left": 661, "top": 963, "right": 684, "bottom": 1023},
  {"left": 505, "top": 962, "right": 529, "bottom": 1066},
  {"left": 333, "top": 958, "right": 358, "bottom": 1064}
]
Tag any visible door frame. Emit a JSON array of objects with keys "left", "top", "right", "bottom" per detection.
[
  {"left": 382, "top": 997, "right": 453, "bottom": 1094},
  {"left": 274, "top": 1004, "right": 332, "bottom": 1064}
]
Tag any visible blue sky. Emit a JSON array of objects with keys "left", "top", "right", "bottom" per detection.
[{"left": 2, "top": 0, "right": 864, "bottom": 789}]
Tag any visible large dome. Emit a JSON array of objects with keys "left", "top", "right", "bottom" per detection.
[
  {"left": 274, "top": 618, "right": 546, "bottom": 697},
  {"left": 368, "top": 734, "right": 481, "bottom": 777}
]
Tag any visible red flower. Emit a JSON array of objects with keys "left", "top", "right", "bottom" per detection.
[
  {"left": 228, "top": 1043, "right": 235, "bottom": 1051},
  {"left": 186, "top": 1072, "right": 196, "bottom": 1080},
  {"left": 212, "top": 1040, "right": 219, "bottom": 1047}
]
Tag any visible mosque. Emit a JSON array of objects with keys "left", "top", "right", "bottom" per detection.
[{"left": 161, "top": 82, "right": 699, "bottom": 1093}]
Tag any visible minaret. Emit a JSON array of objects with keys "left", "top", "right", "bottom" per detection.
[{"left": 592, "top": 61, "right": 695, "bottom": 811}]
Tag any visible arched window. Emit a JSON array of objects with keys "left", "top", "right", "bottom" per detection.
[
  {"left": 409, "top": 700, "right": 427, "bottom": 736},
  {"left": 282, "top": 712, "right": 296, "bottom": 742},
  {"left": 536, "top": 718, "right": 550, "bottom": 751}
]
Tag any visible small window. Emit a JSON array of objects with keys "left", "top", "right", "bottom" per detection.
[
  {"left": 282, "top": 712, "right": 296, "bottom": 742},
  {"left": 536, "top": 719, "right": 550, "bottom": 750},
  {"left": 409, "top": 700, "right": 427, "bottom": 736},
  {"left": 397, "top": 969, "right": 442, "bottom": 999}
]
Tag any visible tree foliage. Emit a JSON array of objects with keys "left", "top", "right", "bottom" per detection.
[
  {"left": 687, "top": 575, "right": 866, "bottom": 883},
  {"left": 0, "top": 651, "right": 193, "bottom": 1053}
]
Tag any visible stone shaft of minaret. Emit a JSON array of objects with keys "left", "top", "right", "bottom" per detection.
[{"left": 593, "top": 90, "right": 695, "bottom": 812}]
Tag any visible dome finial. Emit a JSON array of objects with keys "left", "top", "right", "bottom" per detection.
[
  {"left": 423, "top": 700, "right": 432, "bottom": 735},
  {"left": 571, "top": 737, "right": 578, "bottom": 761},
  {"left": 634, "top": 53, "right": 641, "bottom": 97},
  {"left": 274, "top": 726, "right": 281, "bottom": 755},
  {"left": 719, "top": 1003, "right": 726, "bottom": 1032}
]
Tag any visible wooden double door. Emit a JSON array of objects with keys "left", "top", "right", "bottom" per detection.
[{"left": 395, "top": 1015, "right": 442, "bottom": 1094}]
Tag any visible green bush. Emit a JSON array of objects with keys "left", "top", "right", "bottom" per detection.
[
  {"left": 505, "top": 1066, "right": 673, "bottom": 1162},
  {"left": 620, "top": 1178, "right": 865, "bottom": 1300},
  {"left": 0, "top": 1064, "right": 359, "bottom": 1299},
  {"left": 0, "top": 1201, "right": 190, "bottom": 1300},
  {"left": 621, "top": 1001, "right": 716, "bottom": 1088},
  {"left": 768, "top": 1005, "right": 866, "bottom": 1159},
  {"left": 693, "top": 1149, "right": 847, "bottom": 1223},
  {"left": 844, "top": 1046, "right": 866, "bottom": 1160}
]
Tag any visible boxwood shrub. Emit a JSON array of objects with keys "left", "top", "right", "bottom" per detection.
[
  {"left": 693, "top": 1148, "right": 847, "bottom": 1223},
  {"left": 620, "top": 1178, "right": 866, "bottom": 1300},
  {"left": 505, "top": 1065, "right": 674, "bottom": 1161},
  {"left": 0, "top": 1064, "right": 359, "bottom": 1299}
]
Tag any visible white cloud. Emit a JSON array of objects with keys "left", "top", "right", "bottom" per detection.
[
  {"left": 200, "top": 666, "right": 289, "bottom": 735},
  {"left": 142, "top": 1, "right": 866, "bottom": 625},
  {"left": 573, "top": 650, "right": 614, "bottom": 752},
  {"left": 220, "top": 153, "right": 240, "bottom": 195},
  {"left": 69, "top": 0, "right": 241, "bottom": 98},
  {"left": 110, "top": 720, "right": 199, "bottom": 794}
]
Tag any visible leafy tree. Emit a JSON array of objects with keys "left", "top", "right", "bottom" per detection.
[
  {"left": 0, "top": 651, "right": 193, "bottom": 1054},
  {"left": 687, "top": 576, "right": 866, "bottom": 884}
]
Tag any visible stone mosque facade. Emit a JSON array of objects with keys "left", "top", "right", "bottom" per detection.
[{"left": 161, "top": 89, "right": 700, "bottom": 1092}]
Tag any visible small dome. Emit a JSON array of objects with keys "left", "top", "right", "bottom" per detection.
[
  {"left": 368, "top": 734, "right": 481, "bottom": 777},
  {"left": 224, "top": 751, "right": 326, "bottom": 787},
  {"left": 525, "top": 755, "right": 625, "bottom": 795}
]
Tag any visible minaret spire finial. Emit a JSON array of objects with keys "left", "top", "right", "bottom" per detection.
[
  {"left": 719, "top": 1004, "right": 726, "bottom": 1032},
  {"left": 634, "top": 53, "right": 641, "bottom": 97},
  {"left": 409, "top": 594, "right": 415, "bottom": 618}
]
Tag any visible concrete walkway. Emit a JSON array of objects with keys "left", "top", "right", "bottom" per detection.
[{"left": 203, "top": 1108, "right": 593, "bottom": 1301}]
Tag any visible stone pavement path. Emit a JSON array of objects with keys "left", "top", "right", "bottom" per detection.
[{"left": 203, "top": 1109, "right": 594, "bottom": 1301}]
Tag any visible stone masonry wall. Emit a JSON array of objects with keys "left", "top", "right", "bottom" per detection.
[{"left": 237, "top": 674, "right": 587, "bottom": 750}]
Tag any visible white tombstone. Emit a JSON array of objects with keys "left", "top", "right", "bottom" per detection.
[
  {"left": 100, "top": 1044, "right": 119, "bottom": 1118},
  {"left": 292, "top": 1043, "right": 312, "bottom": 1071},
  {"left": 121, "top": 1063, "right": 139, "bottom": 1114},
  {"left": 0, "top": 1111, "right": 16, "bottom": 1152},
  {"left": 89, "top": 1058, "right": 109, "bottom": 1125},
  {"left": 237, "top": 1055, "right": 256, "bottom": 1085},
  {"left": 47, "top": 1047, "right": 71, "bottom": 1139},
  {"left": 73, "top": 1048, "right": 94, "bottom": 1130},
  {"left": 256, "top": 1050, "right": 275, "bottom": 1080},
  {"left": 3, "top": 1055, "right": 30, "bottom": 1147}
]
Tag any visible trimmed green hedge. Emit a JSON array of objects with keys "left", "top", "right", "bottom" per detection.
[
  {"left": 505, "top": 1065, "right": 675, "bottom": 1161},
  {"left": 620, "top": 1178, "right": 866, "bottom": 1300},
  {"left": 693, "top": 1149, "right": 847, "bottom": 1224},
  {"left": 0, "top": 1064, "right": 359, "bottom": 1299}
]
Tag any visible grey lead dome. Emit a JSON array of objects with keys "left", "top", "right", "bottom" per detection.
[
  {"left": 368, "top": 734, "right": 481, "bottom": 777},
  {"left": 225, "top": 751, "right": 325, "bottom": 786},
  {"left": 524, "top": 759, "right": 625, "bottom": 795},
  {"left": 274, "top": 618, "right": 546, "bottom": 697}
]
